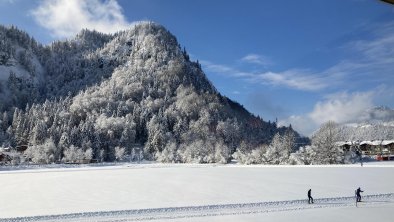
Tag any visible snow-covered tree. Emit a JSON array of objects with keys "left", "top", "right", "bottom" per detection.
[
  {"left": 25, "top": 138, "right": 56, "bottom": 164},
  {"left": 63, "top": 145, "right": 84, "bottom": 163},
  {"left": 213, "top": 140, "right": 230, "bottom": 164},
  {"left": 84, "top": 148, "right": 93, "bottom": 161},
  {"left": 289, "top": 145, "right": 316, "bottom": 165},
  {"left": 57, "top": 132, "right": 69, "bottom": 162},
  {"left": 29, "top": 120, "right": 47, "bottom": 146},
  {"left": 311, "top": 121, "right": 344, "bottom": 164},
  {"left": 114, "top": 146, "right": 125, "bottom": 161},
  {"left": 262, "top": 131, "right": 295, "bottom": 165},
  {"left": 156, "top": 140, "right": 179, "bottom": 163},
  {"left": 264, "top": 133, "right": 284, "bottom": 164}
]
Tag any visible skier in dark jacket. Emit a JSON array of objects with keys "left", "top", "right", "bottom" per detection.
[
  {"left": 356, "top": 187, "right": 364, "bottom": 202},
  {"left": 308, "top": 189, "right": 314, "bottom": 204}
]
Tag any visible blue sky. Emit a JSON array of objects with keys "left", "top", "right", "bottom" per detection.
[{"left": 1, "top": 0, "right": 394, "bottom": 135}]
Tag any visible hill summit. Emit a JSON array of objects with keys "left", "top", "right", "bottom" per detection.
[{"left": 0, "top": 22, "right": 304, "bottom": 163}]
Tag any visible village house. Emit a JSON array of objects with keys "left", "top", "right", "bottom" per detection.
[{"left": 336, "top": 140, "right": 394, "bottom": 161}]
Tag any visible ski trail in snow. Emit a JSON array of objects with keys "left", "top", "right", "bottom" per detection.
[{"left": 2, "top": 193, "right": 393, "bottom": 222}]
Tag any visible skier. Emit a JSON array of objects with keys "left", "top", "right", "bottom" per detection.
[
  {"left": 308, "top": 189, "right": 314, "bottom": 204},
  {"left": 355, "top": 187, "right": 364, "bottom": 202}
]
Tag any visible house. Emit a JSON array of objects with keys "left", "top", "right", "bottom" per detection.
[
  {"left": 0, "top": 150, "right": 13, "bottom": 164},
  {"left": 382, "top": 140, "right": 394, "bottom": 150},
  {"left": 336, "top": 140, "right": 394, "bottom": 161},
  {"left": 0, "top": 146, "right": 26, "bottom": 164},
  {"left": 359, "top": 140, "right": 394, "bottom": 160},
  {"left": 335, "top": 141, "right": 354, "bottom": 152}
]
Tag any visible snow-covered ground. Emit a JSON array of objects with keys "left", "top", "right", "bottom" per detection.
[{"left": 0, "top": 162, "right": 393, "bottom": 221}]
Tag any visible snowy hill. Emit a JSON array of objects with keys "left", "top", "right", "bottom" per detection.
[
  {"left": 0, "top": 22, "right": 306, "bottom": 163},
  {"left": 340, "top": 106, "right": 394, "bottom": 141},
  {"left": 0, "top": 25, "right": 46, "bottom": 111}
]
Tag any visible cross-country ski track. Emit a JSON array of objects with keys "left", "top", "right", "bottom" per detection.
[
  {"left": 2, "top": 193, "right": 392, "bottom": 222},
  {"left": 1, "top": 164, "right": 394, "bottom": 221}
]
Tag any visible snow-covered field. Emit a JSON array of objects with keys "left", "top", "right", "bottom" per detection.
[{"left": 0, "top": 162, "right": 393, "bottom": 221}]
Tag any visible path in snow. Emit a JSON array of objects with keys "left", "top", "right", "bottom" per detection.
[{"left": 2, "top": 193, "right": 393, "bottom": 222}]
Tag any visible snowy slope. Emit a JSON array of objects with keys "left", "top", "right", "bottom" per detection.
[
  {"left": 0, "top": 39, "right": 44, "bottom": 82},
  {"left": 0, "top": 26, "right": 46, "bottom": 110},
  {"left": 0, "top": 164, "right": 393, "bottom": 221}
]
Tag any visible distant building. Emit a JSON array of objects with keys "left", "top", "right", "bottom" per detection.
[
  {"left": 0, "top": 148, "right": 16, "bottom": 164},
  {"left": 360, "top": 140, "right": 394, "bottom": 160},
  {"left": 336, "top": 140, "right": 394, "bottom": 161}
]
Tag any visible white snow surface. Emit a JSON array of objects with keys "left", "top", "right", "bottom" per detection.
[{"left": 0, "top": 163, "right": 393, "bottom": 221}]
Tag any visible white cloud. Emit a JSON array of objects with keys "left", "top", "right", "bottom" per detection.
[
  {"left": 309, "top": 91, "right": 374, "bottom": 125},
  {"left": 241, "top": 54, "right": 272, "bottom": 66},
  {"left": 279, "top": 91, "right": 376, "bottom": 136},
  {"left": 201, "top": 60, "right": 331, "bottom": 91},
  {"left": 31, "top": 0, "right": 132, "bottom": 38},
  {"left": 279, "top": 115, "right": 318, "bottom": 137},
  {"left": 350, "top": 22, "right": 394, "bottom": 62},
  {"left": 200, "top": 60, "right": 253, "bottom": 78},
  {"left": 336, "top": 22, "right": 394, "bottom": 82},
  {"left": 256, "top": 70, "right": 329, "bottom": 91}
]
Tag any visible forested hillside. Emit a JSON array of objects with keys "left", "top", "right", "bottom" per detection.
[{"left": 0, "top": 22, "right": 306, "bottom": 164}]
